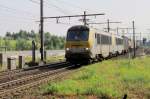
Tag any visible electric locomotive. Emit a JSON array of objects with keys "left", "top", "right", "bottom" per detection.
[
  {"left": 65, "top": 25, "right": 127, "bottom": 64},
  {"left": 65, "top": 25, "right": 93, "bottom": 63}
]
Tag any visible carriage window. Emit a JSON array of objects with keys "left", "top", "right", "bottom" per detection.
[
  {"left": 97, "top": 34, "right": 101, "bottom": 44},
  {"left": 95, "top": 34, "right": 97, "bottom": 38},
  {"left": 109, "top": 37, "right": 112, "bottom": 44},
  {"left": 101, "top": 35, "right": 111, "bottom": 45},
  {"left": 116, "top": 38, "right": 123, "bottom": 45}
]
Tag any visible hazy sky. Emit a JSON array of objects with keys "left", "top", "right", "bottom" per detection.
[{"left": 0, "top": 0, "right": 150, "bottom": 39}]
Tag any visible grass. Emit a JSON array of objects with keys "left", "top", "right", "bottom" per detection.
[
  {"left": 0, "top": 64, "right": 2, "bottom": 71},
  {"left": 40, "top": 56, "right": 150, "bottom": 98},
  {"left": 46, "top": 55, "right": 64, "bottom": 63},
  {"left": 25, "top": 55, "right": 64, "bottom": 63}
]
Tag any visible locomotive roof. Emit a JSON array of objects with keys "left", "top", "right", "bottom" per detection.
[{"left": 68, "top": 25, "right": 89, "bottom": 31}]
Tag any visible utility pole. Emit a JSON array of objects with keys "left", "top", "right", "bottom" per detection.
[
  {"left": 147, "top": 29, "right": 150, "bottom": 44},
  {"left": 40, "top": 0, "right": 44, "bottom": 61},
  {"left": 83, "top": 11, "right": 87, "bottom": 26},
  {"left": 107, "top": 19, "right": 110, "bottom": 32},
  {"left": 116, "top": 27, "right": 119, "bottom": 35},
  {"left": 140, "top": 32, "right": 142, "bottom": 46},
  {"left": 133, "top": 21, "right": 136, "bottom": 58}
]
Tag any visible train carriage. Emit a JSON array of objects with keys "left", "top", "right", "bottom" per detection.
[{"left": 65, "top": 25, "right": 129, "bottom": 64}]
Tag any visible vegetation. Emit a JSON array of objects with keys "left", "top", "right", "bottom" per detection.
[
  {"left": 46, "top": 55, "right": 64, "bottom": 63},
  {"left": 0, "top": 64, "right": 2, "bottom": 71},
  {"left": 25, "top": 55, "right": 64, "bottom": 63},
  {"left": 0, "top": 30, "right": 65, "bottom": 51},
  {"left": 41, "top": 57, "right": 150, "bottom": 98}
]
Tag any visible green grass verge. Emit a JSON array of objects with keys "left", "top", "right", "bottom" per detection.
[
  {"left": 46, "top": 55, "right": 64, "bottom": 63},
  {"left": 40, "top": 57, "right": 150, "bottom": 98},
  {"left": 25, "top": 55, "right": 64, "bottom": 63},
  {"left": 0, "top": 65, "right": 2, "bottom": 71}
]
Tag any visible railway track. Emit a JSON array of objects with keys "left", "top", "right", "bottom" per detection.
[
  {"left": 0, "top": 70, "right": 73, "bottom": 99},
  {"left": 0, "top": 69, "right": 23, "bottom": 78},
  {"left": 0, "top": 61, "right": 66, "bottom": 76},
  {"left": 0, "top": 61, "right": 67, "bottom": 83},
  {"left": 0, "top": 62, "right": 73, "bottom": 98}
]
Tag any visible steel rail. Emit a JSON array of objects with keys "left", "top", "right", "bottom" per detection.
[
  {"left": 0, "top": 61, "right": 67, "bottom": 83},
  {"left": 0, "top": 65, "right": 70, "bottom": 90},
  {"left": 0, "top": 67, "right": 75, "bottom": 98}
]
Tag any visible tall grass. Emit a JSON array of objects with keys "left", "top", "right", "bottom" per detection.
[
  {"left": 41, "top": 57, "right": 150, "bottom": 98},
  {"left": 25, "top": 55, "right": 64, "bottom": 63}
]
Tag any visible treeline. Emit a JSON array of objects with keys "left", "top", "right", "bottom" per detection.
[{"left": 0, "top": 30, "right": 65, "bottom": 51}]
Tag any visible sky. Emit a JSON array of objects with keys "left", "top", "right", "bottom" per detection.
[{"left": 0, "top": 0, "right": 150, "bottom": 39}]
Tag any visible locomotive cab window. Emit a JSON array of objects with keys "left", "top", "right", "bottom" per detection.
[{"left": 67, "top": 30, "right": 89, "bottom": 41}]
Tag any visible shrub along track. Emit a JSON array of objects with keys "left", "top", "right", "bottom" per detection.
[{"left": 0, "top": 61, "right": 75, "bottom": 98}]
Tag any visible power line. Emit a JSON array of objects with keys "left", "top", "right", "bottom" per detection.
[
  {"left": 48, "top": 0, "right": 100, "bottom": 16},
  {"left": 0, "top": 4, "right": 37, "bottom": 17},
  {"left": 54, "top": 0, "right": 96, "bottom": 13},
  {"left": 44, "top": 13, "right": 105, "bottom": 19},
  {"left": 51, "top": 0, "right": 81, "bottom": 13},
  {"left": 0, "top": 3, "right": 37, "bottom": 21},
  {"left": 0, "top": 15, "right": 36, "bottom": 22},
  {"left": 0, "top": 11, "right": 36, "bottom": 21},
  {"left": 54, "top": 0, "right": 83, "bottom": 9},
  {"left": 29, "top": 0, "right": 40, "bottom": 5},
  {"left": 44, "top": 11, "right": 105, "bottom": 26},
  {"left": 44, "top": 0, "right": 72, "bottom": 15},
  {"left": 30, "top": 0, "right": 71, "bottom": 15}
]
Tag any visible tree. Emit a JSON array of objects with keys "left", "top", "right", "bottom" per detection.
[
  {"left": 6, "top": 32, "right": 11, "bottom": 38},
  {"left": 1, "top": 30, "right": 65, "bottom": 51}
]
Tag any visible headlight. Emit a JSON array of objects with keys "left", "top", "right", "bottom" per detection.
[
  {"left": 66, "top": 48, "right": 70, "bottom": 51},
  {"left": 85, "top": 48, "right": 89, "bottom": 50}
]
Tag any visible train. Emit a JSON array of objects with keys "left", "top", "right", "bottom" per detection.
[{"left": 65, "top": 25, "right": 136, "bottom": 64}]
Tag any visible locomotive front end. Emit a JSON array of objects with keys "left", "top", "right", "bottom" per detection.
[{"left": 65, "top": 25, "right": 91, "bottom": 63}]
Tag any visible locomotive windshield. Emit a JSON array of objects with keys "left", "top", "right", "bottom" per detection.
[{"left": 67, "top": 30, "right": 89, "bottom": 41}]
